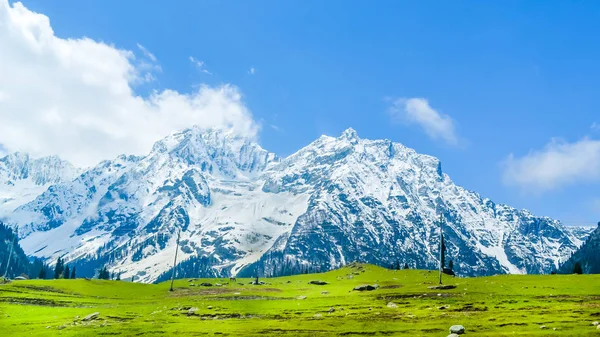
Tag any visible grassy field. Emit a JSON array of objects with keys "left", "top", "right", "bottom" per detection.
[{"left": 0, "top": 263, "right": 599, "bottom": 336}]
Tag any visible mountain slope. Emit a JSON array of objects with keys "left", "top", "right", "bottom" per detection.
[
  {"left": 2, "top": 127, "right": 593, "bottom": 282},
  {"left": 0, "top": 152, "right": 79, "bottom": 217},
  {"left": 559, "top": 223, "right": 600, "bottom": 274}
]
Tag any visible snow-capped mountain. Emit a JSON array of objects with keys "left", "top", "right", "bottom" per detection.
[
  {"left": 0, "top": 152, "right": 79, "bottom": 217},
  {"left": 1, "top": 127, "right": 593, "bottom": 282}
]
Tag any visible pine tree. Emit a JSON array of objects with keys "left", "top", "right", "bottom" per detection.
[
  {"left": 573, "top": 261, "right": 583, "bottom": 274},
  {"left": 116, "top": 272, "right": 121, "bottom": 281},
  {"left": 70, "top": 266, "right": 76, "bottom": 279},
  {"left": 53, "top": 257, "right": 64, "bottom": 279},
  {"left": 38, "top": 265, "right": 47, "bottom": 279},
  {"left": 64, "top": 265, "right": 70, "bottom": 280},
  {"left": 448, "top": 260, "right": 454, "bottom": 271},
  {"left": 403, "top": 263, "right": 409, "bottom": 269}
]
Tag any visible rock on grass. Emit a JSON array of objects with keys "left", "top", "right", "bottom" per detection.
[
  {"left": 449, "top": 325, "right": 465, "bottom": 334},
  {"left": 82, "top": 312, "right": 99, "bottom": 321}
]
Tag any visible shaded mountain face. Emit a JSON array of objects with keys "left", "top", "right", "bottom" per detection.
[
  {"left": 559, "top": 223, "right": 600, "bottom": 274},
  {"left": 1, "top": 127, "right": 593, "bottom": 282},
  {"left": 0, "top": 221, "right": 30, "bottom": 278},
  {"left": 0, "top": 152, "right": 80, "bottom": 217}
]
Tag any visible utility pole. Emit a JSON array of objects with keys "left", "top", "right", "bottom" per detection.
[
  {"left": 169, "top": 228, "right": 181, "bottom": 292},
  {"left": 439, "top": 214, "right": 444, "bottom": 285},
  {"left": 3, "top": 226, "right": 17, "bottom": 279}
]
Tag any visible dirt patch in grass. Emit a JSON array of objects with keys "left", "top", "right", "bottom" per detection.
[
  {"left": 452, "top": 304, "right": 488, "bottom": 312},
  {"left": 498, "top": 322, "right": 528, "bottom": 327},
  {"left": 0, "top": 297, "right": 84, "bottom": 307},
  {"left": 16, "top": 285, "right": 73, "bottom": 294}
]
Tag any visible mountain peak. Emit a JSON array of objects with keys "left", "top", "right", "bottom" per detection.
[{"left": 339, "top": 127, "right": 359, "bottom": 141}]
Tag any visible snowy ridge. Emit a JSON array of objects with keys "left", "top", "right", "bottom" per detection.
[
  {"left": 0, "top": 152, "right": 80, "bottom": 217},
  {"left": 1, "top": 127, "right": 593, "bottom": 282}
]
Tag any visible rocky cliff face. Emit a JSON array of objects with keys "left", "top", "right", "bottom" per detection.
[{"left": 1, "top": 127, "right": 592, "bottom": 282}]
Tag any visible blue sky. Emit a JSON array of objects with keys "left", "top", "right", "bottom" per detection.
[{"left": 3, "top": 0, "right": 600, "bottom": 225}]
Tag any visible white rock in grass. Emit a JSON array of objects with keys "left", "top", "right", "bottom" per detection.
[{"left": 449, "top": 325, "right": 465, "bottom": 334}]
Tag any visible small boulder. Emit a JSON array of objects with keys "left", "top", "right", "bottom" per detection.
[
  {"left": 309, "top": 280, "right": 328, "bottom": 285},
  {"left": 314, "top": 314, "right": 323, "bottom": 318},
  {"left": 328, "top": 307, "right": 335, "bottom": 313},
  {"left": 187, "top": 307, "right": 198, "bottom": 316},
  {"left": 540, "top": 325, "right": 547, "bottom": 329},
  {"left": 200, "top": 282, "right": 212, "bottom": 287},
  {"left": 215, "top": 283, "right": 222, "bottom": 287},
  {"left": 593, "top": 321, "right": 599, "bottom": 326},
  {"left": 449, "top": 325, "right": 465, "bottom": 334},
  {"left": 321, "top": 291, "right": 329, "bottom": 295},
  {"left": 82, "top": 312, "right": 99, "bottom": 321},
  {"left": 387, "top": 302, "right": 398, "bottom": 308},
  {"left": 297, "top": 295, "right": 307, "bottom": 300},
  {"left": 597, "top": 325, "right": 600, "bottom": 330}
]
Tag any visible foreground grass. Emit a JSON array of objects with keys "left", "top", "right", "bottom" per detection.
[{"left": 1, "top": 264, "right": 599, "bottom": 336}]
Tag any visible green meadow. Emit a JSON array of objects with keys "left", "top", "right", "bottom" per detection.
[{"left": 1, "top": 264, "right": 599, "bottom": 336}]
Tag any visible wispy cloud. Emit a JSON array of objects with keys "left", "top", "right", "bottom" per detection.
[
  {"left": 269, "top": 124, "right": 282, "bottom": 132},
  {"left": 503, "top": 137, "right": 600, "bottom": 192},
  {"left": 248, "top": 67, "right": 256, "bottom": 75},
  {"left": 136, "top": 43, "right": 157, "bottom": 62},
  {"left": 591, "top": 122, "right": 600, "bottom": 131},
  {"left": 189, "top": 56, "right": 212, "bottom": 74},
  {"left": 388, "top": 97, "right": 459, "bottom": 145}
]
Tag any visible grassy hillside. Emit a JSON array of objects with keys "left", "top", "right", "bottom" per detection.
[{"left": 1, "top": 263, "right": 599, "bottom": 336}]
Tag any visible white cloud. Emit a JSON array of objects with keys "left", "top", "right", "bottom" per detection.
[
  {"left": 388, "top": 97, "right": 459, "bottom": 145},
  {"left": 503, "top": 137, "right": 600, "bottom": 192},
  {"left": 591, "top": 122, "right": 600, "bottom": 131},
  {"left": 248, "top": 67, "right": 256, "bottom": 75},
  {"left": 189, "top": 56, "right": 211, "bottom": 74},
  {"left": 0, "top": 1, "right": 258, "bottom": 167}
]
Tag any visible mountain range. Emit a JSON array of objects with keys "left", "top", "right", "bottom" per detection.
[{"left": 0, "top": 127, "right": 593, "bottom": 282}]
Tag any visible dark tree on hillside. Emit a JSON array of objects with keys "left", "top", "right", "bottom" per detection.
[
  {"left": 116, "top": 272, "right": 121, "bottom": 281},
  {"left": 70, "top": 266, "right": 76, "bottom": 279},
  {"left": 573, "top": 261, "right": 583, "bottom": 274},
  {"left": 403, "top": 263, "right": 409, "bottom": 269},
  {"left": 395, "top": 261, "right": 401, "bottom": 270},
  {"left": 64, "top": 265, "right": 70, "bottom": 280},
  {"left": 98, "top": 266, "right": 110, "bottom": 280},
  {"left": 448, "top": 260, "right": 454, "bottom": 271},
  {"left": 53, "top": 257, "right": 64, "bottom": 279},
  {"left": 38, "top": 266, "right": 47, "bottom": 279}
]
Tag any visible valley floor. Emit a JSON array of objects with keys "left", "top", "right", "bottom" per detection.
[{"left": 0, "top": 264, "right": 599, "bottom": 336}]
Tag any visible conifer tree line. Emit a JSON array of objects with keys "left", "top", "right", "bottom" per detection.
[{"left": 51, "top": 256, "right": 77, "bottom": 279}]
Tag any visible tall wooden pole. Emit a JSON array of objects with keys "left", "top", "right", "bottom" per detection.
[
  {"left": 439, "top": 214, "right": 443, "bottom": 285},
  {"left": 3, "top": 226, "right": 17, "bottom": 279},
  {"left": 169, "top": 229, "right": 181, "bottom": 292}
]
